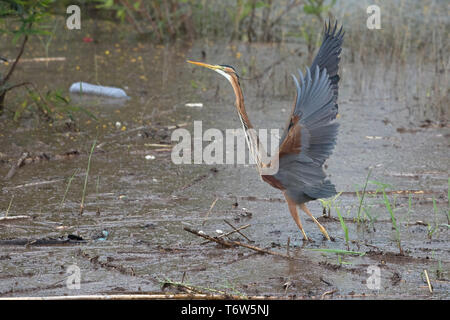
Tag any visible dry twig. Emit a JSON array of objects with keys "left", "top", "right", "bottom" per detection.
[
  {"left": 184, "top": 227, "right": 293, "bottom": 260},
  {"left": 223, "top": 219, "right": 252, "bottom": 242},
  {"left": 423, "top": 269, "right": 433, "bottom": 293},
  {"left": 202, "top": 197, "right": 219, "bottom": 226},
  {"left": 5, "top": 152, "right": 29, "bottom": 180},
  {"left": 200, "top": 224, "right": 251, "bottom": 245}
]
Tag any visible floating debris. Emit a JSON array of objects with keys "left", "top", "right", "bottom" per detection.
[
  {"left": 55, "top": 225, "right": 73, "bottom": 231},
  {"left": 68, "top": 234, "right": 84, "bottom": 241},
  {"left": 185, "top": 103, "right": 203, "bottom": 108},
  {"left": 94, "top": 230, "right": 109, "bottom": 241},
  {"left": 69, "top": 82, "right": 129, "bottom": 98}
]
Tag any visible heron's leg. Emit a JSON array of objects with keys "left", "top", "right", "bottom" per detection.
[
  {"left": 299, "top": 203, "right": 331, "bottom": 241},
  {"left": 284, "top": 193, "right": 309, "bottom": 241}
]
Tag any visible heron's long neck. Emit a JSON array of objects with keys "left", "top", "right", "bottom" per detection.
[
  {"left": 229, "top": 77, "right": 252, "bottom": 130},
  {"left": 229, "top": 76, "right": 269, "bottom": 171}
]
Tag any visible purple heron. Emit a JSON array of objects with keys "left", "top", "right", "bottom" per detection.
[{"left": 188, "top": 21, "right": 344, "bottom": 241}]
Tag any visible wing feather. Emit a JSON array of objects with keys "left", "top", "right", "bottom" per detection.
[{"left": 272, "top": 21, "right": 344, "bottom": 203}]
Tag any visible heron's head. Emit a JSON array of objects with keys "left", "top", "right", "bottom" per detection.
[{"left": 187, "top": 60, "right": 239, "bottom": 85}]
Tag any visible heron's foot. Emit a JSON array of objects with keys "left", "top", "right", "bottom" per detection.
[
  {"left": 318, "top": 225, "right": 331, "bottom": 241},
  {"left": 300, "top": 230, "right": 310, "bottom": 242},
  {"left": 300, "top": 203, "right": 331, "bottom": 241},
  {"left": 285, "top": 193, "right": 312, "bottom": 242}
]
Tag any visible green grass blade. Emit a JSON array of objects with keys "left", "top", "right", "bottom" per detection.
[
  {"left": 5, "top": 195, "right": 14, "bottom": 217},
  {"left": 80, "top": 139, "right": 97, "bottom": 214},
  {"left": 335, "top": 206, "right": 349, "bottom": 245},
  {"left": 59, "top": 168, "right": 79, "bottom": 213},
  {"left": 357, "top": 169, "right": 371, "bottom": 223}
]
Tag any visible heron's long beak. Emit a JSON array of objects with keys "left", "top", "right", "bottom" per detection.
[{"left": 187, "top": 60, "right": 221, "bottom": 70}]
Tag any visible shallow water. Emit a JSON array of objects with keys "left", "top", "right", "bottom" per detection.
[{"left": 0, "top": 23, "right": 448, "bottom": 299}]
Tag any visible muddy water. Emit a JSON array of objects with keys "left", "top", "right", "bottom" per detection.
[{"left": 0, "top": 29, "right": 449, "bottom": 299}]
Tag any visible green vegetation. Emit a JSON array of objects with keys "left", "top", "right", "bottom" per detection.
[
  {"left": 356, "top": 169, "right": 371, "bottom": 224},
  {"left": 0, "top": 0, "right": 51, "bottom": 112},
  {"left": 319, "top": 191, "right": 341, "bottom": 217},
  {"left": 0, "top": 0, "right": 95, "bottom": 121},
  {"left": 94, "top": 0, "right": 308, "bottom": 42},
  {"left": 1, "top": 1, "right": 447, "bottom": 124},
  {"left": 335, "top": 206, "right": 348, "bottom": 248},
  {"left": 80, "top": 139, "right": 97, "bottom": 215},
  {"left": 342, "top": 1, "right": 448, "bottom": 124},
  {"left": 59, "top": 168, "right": 80, "bottom": 214},
  {"left": 382, "top": 188, "right": 403, "bottom": 254},
  {"left": 367, "top": 180, "right": 404, "bottom": 255}
]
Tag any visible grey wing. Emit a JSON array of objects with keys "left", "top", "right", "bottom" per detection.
[
  {"left": 274, "top": 66, "right": 339, "bottom": 203},
  {"left": 310, "top": 20, "right": 344, "bottom": 115},
  {"left": 280, "top": 21, "right": 343, "bottom": 144}
]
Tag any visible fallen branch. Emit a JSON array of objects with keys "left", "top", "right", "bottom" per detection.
[
  {"left": 184, "top": 227, "right": 293, "bottom": 260},
  {"left": 0, "top": 215, "right": 30, "bottom": 222},
  {"left": 321, "top": 289, "right": 337, "bottom": 300},
  {"left": 200, "top": 224, "right": 251, "bottom": 245},
  {"left": 230, "top": 240, "right": 292, "bottom": 259},
  {"left": 5, "top": 57, "right": 66, "bottom": 63},
  {"left": 4, "top": 152, "right": 29, "bottom": 180},
  {"left": 223, "top": 219, "right": 252, "bottom": 242},
  {"left": 6, "top": 178, "right": 64, "bottom": 191},
  {"left": 0, "top": 293, "right": 277, "bottom": 300},
  {"left": 0, "top": 292, "right": 435, "bottom": 300},
  {"left": 3, "top": 150, "right": 79, "bottom": 165},
  {"left": 144, "top": 143, "right": 172, "bottom": 148},
  {"left": 185, "top": 227, "right": 233, "bottom": 247}
]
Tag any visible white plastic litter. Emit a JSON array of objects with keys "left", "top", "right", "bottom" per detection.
[
  {"left": 185, "top": 103, "right": 203, "bottom": 108},
  {"left": 69, "top": 82, "right": 129, "bottom": 98}
]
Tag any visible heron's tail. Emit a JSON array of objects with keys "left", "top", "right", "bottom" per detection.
[{"left": 303, "top": 179, "right": 337, "bottom": 200}]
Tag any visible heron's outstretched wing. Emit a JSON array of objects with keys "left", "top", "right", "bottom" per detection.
[
  {"left": 278, "top": 66, "right": 339, "bottom": 166},
  {"left": 310, "top": 20, "right": 344, "bottom": 112},
  {"left": 273, "top": 66, "right": 339, "bottom": 202},
  {"left": 281, "top": 21, "right": 343, "bottom": 143}
]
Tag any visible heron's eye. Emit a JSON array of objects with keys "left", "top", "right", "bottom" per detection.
[{"left": 220, "top": 64, "right": 236, "bottom": 73}]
